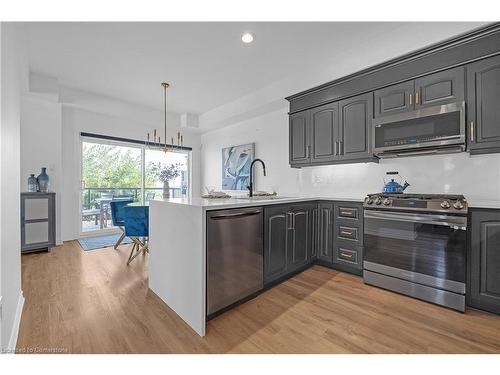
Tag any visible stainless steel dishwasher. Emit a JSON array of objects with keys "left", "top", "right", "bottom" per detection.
[{"left": 207, "top": 207, "right": 263, "bottom": 317}]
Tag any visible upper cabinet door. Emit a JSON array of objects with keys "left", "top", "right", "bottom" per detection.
[
  {"left": 467, "top": 55, "right": 500, "bottom": 154},
  {"left": 374, "top": 81, "right": 414, "bottom": 118},
  {"left": 311, "top": 102, "right": 339, "bottom": 163},
  {"left": 338, "top": 92, "right": 374, "bottom": 161},
  {"left": 289, "top": 111, "right": 311, "bottom": 166},
  {"left": 415, "top": 66, "right": 465, "bottom": 109}
]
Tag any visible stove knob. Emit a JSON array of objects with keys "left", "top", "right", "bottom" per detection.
[
  {"left": 453, "top": 200, "right": 464, "bottom": 210},
  {"left": 365, "top": 198, "right": 374, "bottom": 205},
  {"left": 440, "top": 200, "right": 451, "bottom": 209},
  {"left": 383, "top": 198, "right": 391, "bottom": 206},
  {"left": 374, "top": 197, "right": 382, "bottom": 205}
]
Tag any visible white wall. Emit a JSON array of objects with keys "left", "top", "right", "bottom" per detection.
[
  {"left": 20, "top": 97, "right": 62, "bottom": 244},
  {"left": 1, "top": 22, "right": 28, "bottom": 349},
  {"left": 201, "top": 107, "right": 500, "bottom": 202}
]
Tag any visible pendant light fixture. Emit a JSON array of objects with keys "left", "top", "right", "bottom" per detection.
[{"left": 146, "top": 82, "right": 183, "bottom": 152}]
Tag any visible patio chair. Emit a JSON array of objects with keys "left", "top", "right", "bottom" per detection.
[
  {"left": 82, "top": 197, "right": 103, "bottom": 229},
  {"left": 98, "top": 192, "right": 114, "bottom": 226},
  {"left": 110, "top": 198, "right": 134, "bottom": 249},
  {"left": 123, "top": 205, "right": 149, "bottom": 265}
]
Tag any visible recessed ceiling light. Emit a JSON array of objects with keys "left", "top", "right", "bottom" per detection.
[{"left": 241, "top": 33, "right": 254, "bottom": 44}]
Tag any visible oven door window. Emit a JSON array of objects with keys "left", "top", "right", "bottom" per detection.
[{"left": 364, "top": 216, "right": 466, "bottom": 283}]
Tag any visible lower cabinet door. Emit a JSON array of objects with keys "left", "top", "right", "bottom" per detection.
[
  {"left": 317, "top": 203, "right": 334, "bottom": 263},
  {"left": 264, "top": 206, "right": 290, "bottom": 284},
  {"left": 468, "top": 209, "right": 500, "bottom": 314},
  {"left": 288, "top": 204, "right": 314, "bottom": 271},
  {"left": 311, "top": 205, "right": 319, "bottom": 259}
]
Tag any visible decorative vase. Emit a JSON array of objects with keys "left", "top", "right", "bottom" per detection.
[
  {"left": 163, "top": 180, "right": 170, "bottom": 199},
  {"left": 27, "top": 174, "right": 38, "bottom": 192},
  {"left": 37, "top": 167, "right": 50, "bottom": 193}
]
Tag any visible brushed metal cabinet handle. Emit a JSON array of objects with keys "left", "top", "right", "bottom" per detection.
[
  {"left": 415, "top": 91, "right": 420, "bottom": 105},
  {"left": 470, "top": 121, "right": 475, "bottom": 142},
  {"left": 409, "top": 93, "right": 412, "bottom": 106}
]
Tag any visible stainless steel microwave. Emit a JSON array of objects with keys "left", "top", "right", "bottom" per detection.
[{"left": 372, "top": 102, "right": 465, "bottom": 158}]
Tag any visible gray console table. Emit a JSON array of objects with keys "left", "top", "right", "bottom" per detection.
[{"left": 21, "top": 192, "right": 56, "bottom": 253}]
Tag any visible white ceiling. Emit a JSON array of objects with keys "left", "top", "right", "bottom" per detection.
[{"left": 23, "top": 22, "right": 487, "bottom": 115}]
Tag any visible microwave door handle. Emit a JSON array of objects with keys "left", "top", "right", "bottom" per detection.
[
  {"left": 396, "top": 149, "right": 438, "bottom": 157},
  {"left": 364, "top": 211, "right": 467, "bottom": 229}
]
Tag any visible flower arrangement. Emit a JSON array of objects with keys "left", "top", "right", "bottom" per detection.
[{"left": 152, "top": 163, "right": 181, "bottom": 182}]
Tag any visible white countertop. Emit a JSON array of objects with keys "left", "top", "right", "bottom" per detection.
[
  {"left": 467, "top": 199, "right": 500, "bottom": 209},
  {"left": 152, "top": 196, "right": 363, "bottom": 210},
  {"left": 152, "top": 196, "right": 500, "bottom": 210}
]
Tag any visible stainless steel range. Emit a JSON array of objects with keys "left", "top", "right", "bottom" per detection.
[{"left": 363, "top": 193, "right": 468, "bottom": 311}]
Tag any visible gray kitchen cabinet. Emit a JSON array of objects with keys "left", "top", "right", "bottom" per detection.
[
  {"left": 374, "top": 67, "right": 465, "bottom": 117},
  {"left": 332, "top": 202, "right": 364, "bottom": 272},
  {"left": 288, "top": 203, "right": 315, "bottom": 272},
  {"left": 311, "top": 205, "right": 319, "bottom": 260},
  {"left": 338, "top": 92, "right": 375, "bottom": 161},
  {"left": 467, "top": 55, "right": 500, "bottom": 155},
  {"left": 264, "top": 203, "right": 315, "bottom": 285},
  {"left": 374, "top": 81, "right": 414, "bottom": 118},
  {"left": 415, "top": 66, "right": 465, "bottom": 109},
  {"left": 289, "top": 111, "right": 311, "bottom": 165},
  {"left": 317, "top": 202, "right": 334, "bottom": 262},
  {"left": 264, "top": 205, "right": 290, "bottom": 284},
  {"left": 21, "top": 192, "right": 56, "bottom": 253},
  {"left": 468, "top": 208, "right": 500, "bottom": 315},
  {"left": 311, "top": 102, "right": 339, "bottom": 163},
  {"left": 290, "top": 94, "right": 377, "bottom": 167},
  {"left": 316, "top": 201, "right": 363, "bottom": 274}
]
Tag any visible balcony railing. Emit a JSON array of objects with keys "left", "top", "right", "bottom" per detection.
[{"left": 82, "top": 187, "right": 185, "bottom": 210}]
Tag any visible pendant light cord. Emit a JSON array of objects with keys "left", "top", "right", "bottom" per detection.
[{"left": 163, "top": 83, "right": 167, "bottom": 149}]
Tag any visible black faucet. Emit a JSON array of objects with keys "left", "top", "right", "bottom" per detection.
[{"left": 247, "top": 158, "right": 266, "bottom": 197}]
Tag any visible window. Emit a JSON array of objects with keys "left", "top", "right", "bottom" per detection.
[
  {"left": 80, "top": 136, "right": 191, "bottom": 234},
  {"left": 145, "top": 148, "right": 190, "bottom": 201}
]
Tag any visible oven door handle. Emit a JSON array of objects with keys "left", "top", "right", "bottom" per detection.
[{"left": 364, "top": 210, "right": 467, "bottom": 229}]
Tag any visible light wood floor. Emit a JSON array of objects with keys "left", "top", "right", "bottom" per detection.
[{"left": 17, "top": 240, "right": 500, "bottom": 353}]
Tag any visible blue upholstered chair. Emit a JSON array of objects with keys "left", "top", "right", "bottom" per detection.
[
  {"left": 110, "top": 198, "right": 134, "bottom": 249},
  {"left": 123, "top": 205, "right": 149, "bottom": 265}
]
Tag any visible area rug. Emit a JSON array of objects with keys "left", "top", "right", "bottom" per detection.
[{"left": 78, "top": 234, "right": 132, "bottom": 251}]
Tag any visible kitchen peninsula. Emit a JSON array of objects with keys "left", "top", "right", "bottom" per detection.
[{"left": 149, "top": 196, "right": 363, "bottom": 336}]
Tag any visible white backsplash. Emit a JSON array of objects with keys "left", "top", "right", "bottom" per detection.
[{"left": 293, "top": 152, "right": 500, "bottom": 201}]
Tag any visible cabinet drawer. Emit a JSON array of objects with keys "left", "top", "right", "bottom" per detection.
[
  {"left": 337, "top": 225, "right": 359, "bottom": 241},
  {"left": 336, "top": 247, "right": 359, "bottom": 265},
  {"left": 337, "top": 206, "right": 359, "bottom": 220}
]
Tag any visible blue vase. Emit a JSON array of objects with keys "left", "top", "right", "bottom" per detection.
[
  {"left": 27, "top": 174, "right": 38, "bottom": 192},
  {"left": 37, "top": 167, "right": 50, "bottom": 192}
]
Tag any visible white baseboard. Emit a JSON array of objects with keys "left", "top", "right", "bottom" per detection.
[{"left": 7, "top": 291, "right": 24, "bottom": 352}]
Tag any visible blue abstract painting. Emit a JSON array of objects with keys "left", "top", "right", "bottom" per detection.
[{"left": 222, "top": 143, "right": 254, "bottom": 190}]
